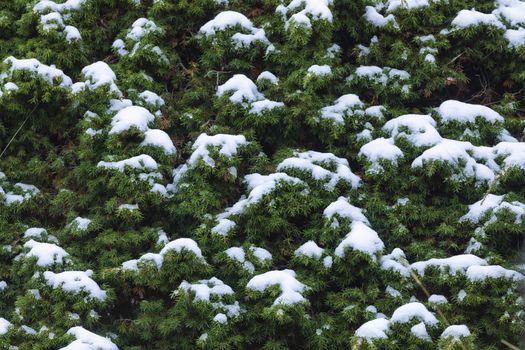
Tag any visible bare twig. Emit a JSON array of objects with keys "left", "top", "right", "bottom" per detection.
[
  {"left": 205, "top": 70, "right": 231, "bottom": 87},
  {"left": 447, "top": 51, "right": 465, "bottom": 65},
  {"left": 501, "top": 339, "right": 521, "bottom": 350},
  {"left": 0, "top": 103, "right": 39, "bottom": 160}
]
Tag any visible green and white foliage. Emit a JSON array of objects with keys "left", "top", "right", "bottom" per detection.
[{"left": 1, "top": 0, "right": 525, "bottom": 349}]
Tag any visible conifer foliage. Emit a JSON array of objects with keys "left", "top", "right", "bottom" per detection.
[{"left": 0, "top": 0, "right": 525, "bottom": 349}]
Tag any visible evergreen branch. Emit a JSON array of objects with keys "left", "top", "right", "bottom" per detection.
[
  {"left": 400, "top": 257, "right": 520, "bottom": 350},
  {"left": 400, "top": 256, "right": 468, "bottom": 350}
]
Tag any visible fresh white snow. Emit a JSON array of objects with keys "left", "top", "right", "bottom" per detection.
[
  {"left": 43, "top": 270, "right": 107, "bottom": 301},
  {"left": 60, "top": 326, "right": 118, "bottom": 350},
  {"left": 247, "top": 269, "right": 307, "bottom": 305},
  {"left": 335, "top": 221, "right": 384, "bottom": 259},
  {"left": 294, "top": 241, "right": 324, "bottom": 259}
]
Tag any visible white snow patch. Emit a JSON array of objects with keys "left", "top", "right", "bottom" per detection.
[
  {"left": 0, "top": 318, "right": 12, "bottom": 335},
  {"left": 76, "top": 61, "right": 120, "bottom": 95},
  {"left": 217, "top": 74, "right": 282, "bottom": 112},
  {"left": 359, "top": 138, "right": 403, "bottom": 173},
  {"left": 118, "top": 204, "right": 139, "bottom": 211},
  {"left": 189, "top": 133, "right": 248, "bottom": 167},
  {"left": 440, "top": 325, "right": 471, "bottom": 340},
  {"left": 386, "top": 286, "right": 402, "bottom": 297},
  {"left": 24, "top": 227, "right": 48, "bottom": 239},
  {"left": 495, "top": 0, "right": 525, "bottom": 26},
  {"left": 323, "top": 256, "right": 333, "bottom": 268},
  {"left": 460, "top": 194, "right": 525, "bottom": 224},
  {"left": 411, "top": 139, "right": 495, "bottom": 185},
  {"left": 364, "top": 6, "right": 396, "bottom": 27},
  {"left": 390, "top": 302, "right": 439, "bottom": 325},
  {"left": 249, "top": 100, "right": 285, "bottom": 115},
  {"left": 60, "top": 326, "right": 118, "bottom": 350},
  {"left": 218, "top": 173, "right": 305, "bottom": 218},
  {"left": 138, "top": 90, "right": 164, "bottom": 107},
  {"left": 126, "top": 18, "right": 160, "bottom": 41},
  {"left": 452, "top": 10, "right": 504, "bottom": 29},
  {"left": 383, "top": 114, "right": 442, "bottom": 147},
  {"left": 70, "top": 217, "right": 91, "bottom": 231},
  {"left": 257, "top": 71, "right": 279, "bottom": 84},
  {"left": 307, "top": 64, "right": 332, "bottom": 76},
  {"left": 3, "top": 56, "right": 72, "bottom": 87},
  {"left": 294, "top": 241, "right": 324, "bottom": 259},
  {"left": 98, "top": 154, "right": 158, "bottom": 172},
  {"left": 335, "top": 221, "right": 384, "bottom": 259},
  {"left": 225, "top": 247, "right": 255, "bottom": 272},
  {"left": 160, "top": 238, "right": 203, "bottom": 259},
  {"left": 217, "top": 74, "right": 263, "bottom": 104},
  {"left": 323, "top": 196, "right": 369, "bottom": 225},
  {"left": 43, "top": 270, "right": 107, "bottom": 301},
  {"left": 33, "top": 0, "right": 87, "bottom": 12},
  {"left": 213, "top": 313, "right": 228, "bottom": 324},
  {"left": 247, "top": 269, "right": 307, "bottom": 305},
  {"left": 436, "top": 100, "right": 503, "bottom": 124},
  {"left": 493, "top": 142, "right": 525, "bottom": 169},
  {"left": 179, "top": 277, "right": 234, "bottom": 301},
  {"left": 411, "top": 322, "right": 431, "bottom": 340},
  {"left": 123, "top": 238, "right": 203, "bottom": 271},
  {"left": 22, "top": 240, "right": 69, "bottom": 266},
  {"left": 64, "top": 25, "right": 81, "bottom": 42},
  {"left": 505, "top": 28, "right": 525, "bottom": 48},
  {"left": 355, "top": 318, "right": 390, "bottom": 339},
  {"left": 109, "top": 106, "right": 155, "bottom": 134},
  {"left": 199, "top": 11, "right": 269, "bottom": 48},
  {"left": 381, "top": 248, "right": 410, "bottom": 277},
  {"left": 212, "top": 219, "right": 236, "bottom": 236},
  {"left": 386, "top": 0, "right": 429, "bottom": 12},
  {"left": 141, "top": 129, "right": 176, "bottom": 154},
  {"left": 466, "top": 265, "right": 523, "bottom": 282},
  {"left": 250, "top": 246, "right": 272, "bottom": 262},
  {"left": 350, "top": 66, "right": 410, "bottom": 87},
  {"left": 320, "top": 94, "right": 364, "bottom": 124},
  {"left": 411, "top": 254, "right": 488, "bottom": 276},
  {"left": 277, "top": 0, "right": 333, "bottom": 29},
  {"left": 277, "top": 151, "right": 360, "bottom": 190},
  {"left": 428, "top": 294, "right": 448, "bottom": 304}
]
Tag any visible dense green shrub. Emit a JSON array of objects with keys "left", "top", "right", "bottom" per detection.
[{"left": 0, "top": 0, "right": 524, "bottom": 349}]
